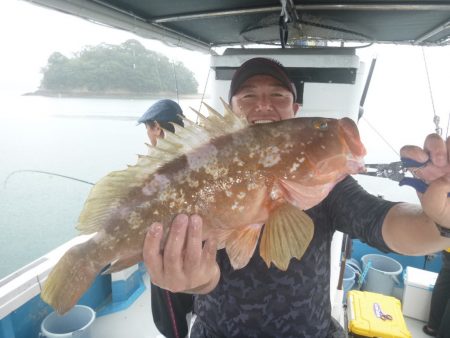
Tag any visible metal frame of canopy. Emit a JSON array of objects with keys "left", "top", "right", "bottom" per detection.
[{"left": 23, "top": 0, "right": 450, "bottom": 53}]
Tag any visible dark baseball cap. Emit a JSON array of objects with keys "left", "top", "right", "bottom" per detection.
[
  {"left": 228, "top": 57, "right": 297, "bottom": 102},
  {"left": 137, "top": 99, "right": 184, "bottom": 132}
]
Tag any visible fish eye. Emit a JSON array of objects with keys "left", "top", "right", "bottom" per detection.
[{"left": 313, "top": 119, "right": 328, "bottom": 130}]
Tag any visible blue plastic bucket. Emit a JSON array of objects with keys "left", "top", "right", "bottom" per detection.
[
  {"left": 342, "top": 263, "right": 356, "bottom": 302},
  {"left": 41, "top": 305, "right": 95, "bottom": 338},
  {"left": 343, "top": 264, "right": 356, "bottom": 292},
  {"left": 361, "top": 254, "right": 402, "bottom": 296},
  {"left": 346, "top": 258, "right": 362, "bottom": 276}
]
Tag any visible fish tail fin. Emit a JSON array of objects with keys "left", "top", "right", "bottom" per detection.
[
  {"left": 41, "top": 243, "right": 103, "bottom": 314},
  {"left": 260, "top": 204, "right": 314, "bottom": 271}
]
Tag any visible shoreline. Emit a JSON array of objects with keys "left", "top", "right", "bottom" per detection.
[{"left": 23, "top": 90, "right": 207, "bottom": 100}]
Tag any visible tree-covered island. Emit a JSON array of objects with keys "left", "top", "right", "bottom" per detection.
[{"left": 32, "top": 40, "right": 199, "bottom": 98}]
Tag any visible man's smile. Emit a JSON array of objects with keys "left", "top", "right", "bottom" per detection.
[{"left": 252, "top": 119, "right": 276, "bottom": 124}]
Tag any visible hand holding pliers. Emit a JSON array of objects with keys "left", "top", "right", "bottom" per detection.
[{"left": 362, "top": 157, "right": 446, "bottom": 195}]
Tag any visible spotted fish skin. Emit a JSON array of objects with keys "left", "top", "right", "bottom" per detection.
[
  {"left": 143, "top": 117, "right": 363, "bottom": 230},
  {"left": 41, "top": 102, "right": 366, "bottom": 314}
]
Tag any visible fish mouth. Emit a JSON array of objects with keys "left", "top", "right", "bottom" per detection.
[
  {"left": 338, "top": 118, "right": 367, "bottom": 157},
  {"left": 346, "top": 157, "right": 366, "bottom": 174}
]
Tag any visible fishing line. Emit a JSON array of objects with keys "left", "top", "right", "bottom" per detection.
[
  {"left": 199, "top": 66, "right": 212, "bottom": 109},
  {"left": 421, "top": 47, "right": 441, "bottom": 135},
  {"left": 358, "top": 55, "right": 400, "bottom": 158},
  {"left": 197, "top": 63, "right": 212, "bottom": 124},
  {"left": 446, "top": 111, "right": 450, "bottom": 138},
  {"left": 362, "top": 47, "right": 443, "bottom": 158},
  {"left": 3, "top": 170, "right": 94, "bottom": 189},
  {"left": 361, "top": 116, "right": 400, "bottom": 157},
  {"left": 171, "top": 60, "right": 180, "bottom": 103}
]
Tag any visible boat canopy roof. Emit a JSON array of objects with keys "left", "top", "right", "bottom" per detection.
[{"left": 27, "top": 0, "right": 450, "bottom": 52}]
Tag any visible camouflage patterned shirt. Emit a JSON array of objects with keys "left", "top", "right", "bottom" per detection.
[{"left": 193, "top": 176, "right": 396, "bottom": 338}]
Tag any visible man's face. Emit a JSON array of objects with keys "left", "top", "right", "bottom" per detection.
[
  {"left": 145, "top": 121, "right": 164, "bottom": 146},
  {"left": 230, "top": 75, "right": 299, "bottom": 124}
]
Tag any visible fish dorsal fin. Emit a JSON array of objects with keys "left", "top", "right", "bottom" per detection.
[
  {"left": 76, "top": 100, "right": 247, "bottom": 234},
  {"left": 217, "top": 224, "right": 263, "bottom": 270},
  {"left": 142, "top": 99, "right": 247, "bottom": 163},
  {"left": 259, "top": 204, "right": 314, "bottom": 271},
  {"left": 193, "top": 99, "right": 248, "bottom": 138}
]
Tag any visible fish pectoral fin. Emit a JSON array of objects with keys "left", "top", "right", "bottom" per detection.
[
  {"left": 260, "top": 204, "right": 314, "bottom": 271},
  {"left": 223, "top": 224, "right": 263, "bottom": 270}
]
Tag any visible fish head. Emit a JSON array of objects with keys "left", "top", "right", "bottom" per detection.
[
  {"left": 259, "top": 117, "right": 366, "bottom": 182},
  {"left": 291, "top": 117, "right": 366, "bottom": 177},
  {"left": 256, "top": 117, "right": 366, "bottom": 210}
]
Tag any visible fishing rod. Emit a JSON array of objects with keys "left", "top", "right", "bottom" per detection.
[
  {"left": 3, "top": 170, "right": 94, "bottom": 189},
  {"left": 334, "top": 56, "right": 379, "bottom": 306},
  {"left": 358, "top": 56, "right": 377, "bottom": 120}
]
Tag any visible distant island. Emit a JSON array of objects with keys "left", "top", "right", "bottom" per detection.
[{"left": 28, "top": 40, "right": 199, "bottom": 98}]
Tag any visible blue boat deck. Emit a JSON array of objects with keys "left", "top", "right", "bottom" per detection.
[{"left": 92, "top": 274, "right": 163, "bottom": 338}]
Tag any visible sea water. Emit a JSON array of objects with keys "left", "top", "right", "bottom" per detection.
[{"left": 0, "top": 94, "right": 203, "bottom": 279}]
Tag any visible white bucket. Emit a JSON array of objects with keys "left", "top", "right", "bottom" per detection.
[
  {"left": 361, "top": 254, "right": 403, "bottom": 296},
  {"left": 41, "top": 305, "right": 95, "bottom": 338}
]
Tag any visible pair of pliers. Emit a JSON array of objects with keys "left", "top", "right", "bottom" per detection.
[
  {"left": 373, "top": 302, "right": 393, "bottom": 320},
  {"left": 362, "top": 157, "right": 431, "bottom": 194}
]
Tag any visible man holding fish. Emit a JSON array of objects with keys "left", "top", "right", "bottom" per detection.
[{"left": 143, "top": 58, "right": 450, "bottom": 337}]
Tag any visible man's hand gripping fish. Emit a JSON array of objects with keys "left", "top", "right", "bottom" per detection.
[{"left": 41, "top": 100, "right": 366, "bottom": 314}]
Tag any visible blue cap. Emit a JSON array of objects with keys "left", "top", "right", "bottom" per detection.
[{"left": 137, "top": 99, "right": 184, "bottom": 131}]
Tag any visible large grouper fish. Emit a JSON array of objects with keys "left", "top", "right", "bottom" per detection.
[{"left": 41, "top": 100, "right": 366, "bottom": 314}]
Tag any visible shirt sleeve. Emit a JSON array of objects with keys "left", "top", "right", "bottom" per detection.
[{"left": 323, "top": 175, "right": 398, "bottom": 253}]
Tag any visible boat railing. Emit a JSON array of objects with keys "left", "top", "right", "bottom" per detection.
[{"left": 0, "top": 235, "right": 93, "bottom": 320}]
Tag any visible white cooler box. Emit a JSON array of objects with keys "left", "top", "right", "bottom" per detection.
[{"left": 402, "top": 266, "right": 438, "bottom": 321}]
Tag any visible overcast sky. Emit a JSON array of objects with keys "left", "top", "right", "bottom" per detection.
[{"left": 0, "top": 0, "right": 211, "bottom": 93}]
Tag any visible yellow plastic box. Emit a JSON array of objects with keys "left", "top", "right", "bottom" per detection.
[{"left": 347, "top": 290, "right": 411, "bottom": 338}]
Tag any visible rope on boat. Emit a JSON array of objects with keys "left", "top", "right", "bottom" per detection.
[{"left": 3, "top": 170, "right": 94, "bottom": 188}]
